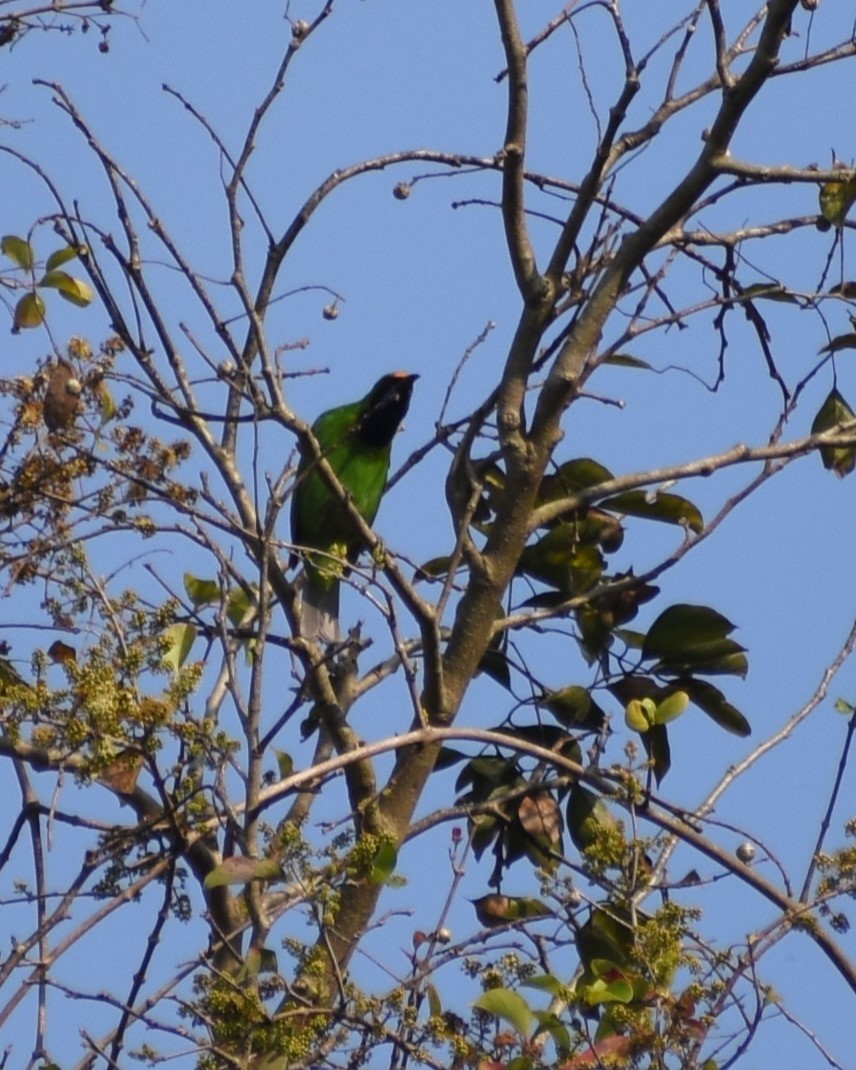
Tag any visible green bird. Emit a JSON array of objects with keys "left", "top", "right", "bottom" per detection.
[{"left": 290, "top": 371, "right": 418, "bottom": 641}]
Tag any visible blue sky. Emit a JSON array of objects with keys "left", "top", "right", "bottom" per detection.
[{"left": 2, "top": 2, "right": 856, "bottom": 1067}]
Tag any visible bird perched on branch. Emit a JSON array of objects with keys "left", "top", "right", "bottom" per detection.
[{"left": 290, "top": 371, "right": 418, "bottom": 641}]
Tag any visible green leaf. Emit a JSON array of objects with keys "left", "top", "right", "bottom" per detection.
[
  {"left": 183, "top": 573, "right": 219, "bottom": 606},
  {"left": 522, "top": 973, "right": 565, "bottom": 997},
  {"left": 615, "top": 627, "right": 646, "bottom": 649},
  {"left": 368, "top": 840, "right": 398, "bottom": 885},
  {"left": 2, "top": 234, "right": 34, "bottom": 269},
  {"left": 601, "top": 489, "right": 703, "bottom": 534},
  {"left": 739, "top": 283, "right": 800, "bottom": 304},
  {"left": 227, "top": 584, "right": 257, "bottom": 626},
  {"left": 819, "top": 333, "right": 856, "bottom": 355},
  {"left": 578, "top": 508, "right": 625, "bottom": 551},
  {"left": 472, "top": 988, "right": 534, "bottom": 1036},
  {"left": 519, "top": 527, "right": 603, "bottom": 591},
  {"left": 573, "top": 578, "right": 660, "bottom": 661},
  {"left": 567, "top": 785, "right": 618, "bottom": 852},
  {"left": 540, "top": 685, "right": 606, "bottom": 732},
  {"left": 470, "top": 813, "right": 501, "bottom": 861},
  {"left": 162, "top": 623, "right": 197, "bottom": 673},
  {"left": 433, "top": 746, "right": 468, "bottom": 771},
  {"left": 507, "top": 724, "right": 583, "bottom": 763},
  {"left": 416, "top": 554, "right": 453, "bottom": 581},
  {"left": 601, "top": 352, "right": 653, "bottom": 370},
  {"left": 477, "top": 647, "right": 512, "bottom": 690},
  {"left": 274, "top": 749, "right": 293, "bottom": 778},
  {"left": 653, "top": 639, "right": 748, "bottom": 678},
  {"left": 680, "top": 677, "right": 751, "bottom": 736},
  {"left": 577, "top": 908, "right": 634, "bottom": 970},
  {"left": 455, "top": 754, "right": 518, "bottom": 794},
  {"left": 583, "top": 976, "right": 634, "bottom": 1005},
  {"left": 538, "top": 458, "right": 614, "bottom": 503},
  {"left": 203, "top": 856, "right": 284, "bottom": 889},
  {"left": 643, "top": 603, "right": 737, "bottom": 661},
  {"left": 640, "top": 722, "right": 671, "bottom": 784},
  {"left": 45, "top": 244, "right": 87, "bottom": 271},
  {"left": 811, "top": 387, "right": 856, "bottom": 477},
  {"left": 532, "top": 1009, "right": 572, "bottom": 1053},
  {"left": 38, "top": 270, "right": 94, "bottom": 307},
  {"left": 426, "top": 982, "right": 442, "bottom": 1018},
  {"left": 0, "top": 657, "right": 29, "bottom": 692},
  {"left": 13, "top": 291, "right": 46, "bottom": 330}
]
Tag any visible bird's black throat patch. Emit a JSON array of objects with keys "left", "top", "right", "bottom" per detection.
[{"left": 356, "top": 373, "right": 417, "bottom": 448}]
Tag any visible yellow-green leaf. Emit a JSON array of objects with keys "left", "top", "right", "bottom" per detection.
[
  {"left": 812, "top": 387, "right": 856, "bottom": 477},
  {"left": 2, "top": 234, "right": 34, "bottom": 269},
  {"left": 98, "top": 380, "right": 117, "bottom": 425},
  {"left": 368, "top": 840, "right": 398, "bottom": 885},
  {"left": 625, "top": 698, "right": 652, "bottom": 732},
  {"left": 274, "top": 749, "right": 293, "bottom": 778},
  {"left": 653, "top": 689, "right": 689, "bottom": 725},
  {"left": 472, "top": 987, "right": 534, "bottom": 1036},
  {"left": 0, "top": 657, "right": 28, "bottom": 692},
  {"left": 162, "top": 623, "right": 197, "bottom": 673},
  {"left": 183, "top": 573, "right": 219, "bottom": 607},
  {"left": 45, "top": 245, "right": 87, "bottom": 271},
  {"left": 13, "top": 291, "right": 46, "bottom": 330},
  {"left": 38, "top": 270, "right": 94, "bottom": 308}
]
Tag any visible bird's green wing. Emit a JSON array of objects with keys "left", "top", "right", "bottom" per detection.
[{"left": 291, "top": 402, "right": 391, "bottom": 578}]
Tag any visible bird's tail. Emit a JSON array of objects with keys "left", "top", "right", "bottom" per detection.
[{"left": 299, "top": 578, "right": 341, "bottom": 643}]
